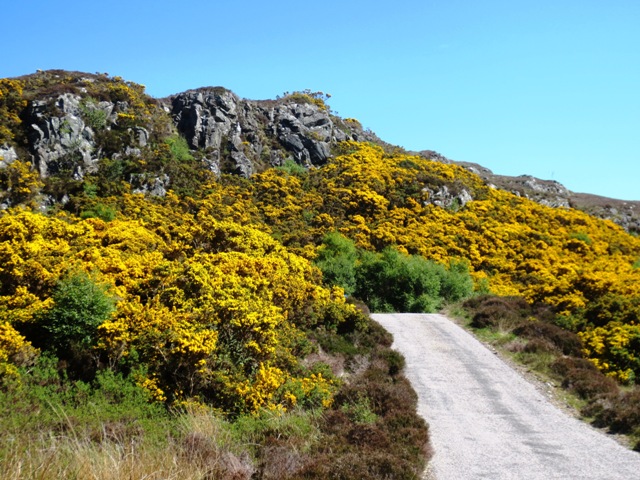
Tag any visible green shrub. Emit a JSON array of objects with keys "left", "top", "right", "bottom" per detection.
[
  {"left": 79, "top": 98, "right": 108, "bottom": 130},
  {"left": 569, "top": 231, "right": 592, "bottom": 245},
  {"left": 440, "top": 260, "right": 474, "bottom": 302},
  {"left": 354, "top": 248, "right": 472, "bottom": 313},
  {"left": 80, "top": 202, "right": 117, "bottom": 221},
  {"left": 315, "top": 232, "right": 358, "bottom": 295},
  {"left": 341, "top": 396, "right": 378, "bottom": 424},
  {"left": 165, "top": 134, "right": 194, "bottom": 162},
  {"left": 38, "top": 273, "right": 116, "bottom": 355},
  {"left": 0, "top": 354, "right": 168, "bottom": 443},
  {"left": 277, "top": 158, "right": 307, "bottom": 176}
]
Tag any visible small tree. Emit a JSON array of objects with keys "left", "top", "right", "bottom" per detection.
[{"left": 40, "top": 273, "right": 116, "bottom": 355}]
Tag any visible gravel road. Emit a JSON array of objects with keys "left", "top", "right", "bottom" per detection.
[{"left": 372, "top": 313, "right": 640, "bottom": 480}]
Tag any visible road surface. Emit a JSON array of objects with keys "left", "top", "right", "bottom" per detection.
[{"left": 372, "top": 313, "right": 640, "bottom": 480}]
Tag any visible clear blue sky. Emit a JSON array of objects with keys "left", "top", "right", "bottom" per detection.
[{"left": 4, "top": 1, "right": 639, "bottom": 200}]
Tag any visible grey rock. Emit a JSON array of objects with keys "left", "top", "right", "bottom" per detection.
[
  {"left": 169, "top": 88, "right": 376, "bottom": 176},
  {"left": 26, "top": 94, "right": 99, "bottom": 178},
  {"left": 130, "top": 173, "right": 170, "bottom": 197},
  {"left": 0, "top": 145, "right": 19, "bottom": 167},
  {"left": 423, "top": 184, "right": 473, "bottom": 210},
  {"left": 132, "top": 127, "right": 149, "bottom": 147}
]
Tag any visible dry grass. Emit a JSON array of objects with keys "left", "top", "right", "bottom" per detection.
[{"left": 1, "top": 434, "right": 207, "bottom": 480}]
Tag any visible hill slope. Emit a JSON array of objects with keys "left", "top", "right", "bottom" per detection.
[
  {"left": 1, "top": 70, "right": 638, "bottom": 230},
  {"left": 2, "top": 70, "right": 640, "bottom": 382},
  {"left": 1, "top": 70, "right": 640, "bottom": 469}
]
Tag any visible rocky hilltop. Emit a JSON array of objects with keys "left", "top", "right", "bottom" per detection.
[
  {"left": 1, "top": 71, "right": 381, "bottom": 181},
  {"left": 446, "top": 157, "right": 640, "bottom": 233},
  {"left": 0, "top": 70, "right": 638, "bottom": 231}
]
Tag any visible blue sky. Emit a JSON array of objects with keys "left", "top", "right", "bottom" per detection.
[{"left": 4, "top": 1, "right": 639, "bottom": 200}]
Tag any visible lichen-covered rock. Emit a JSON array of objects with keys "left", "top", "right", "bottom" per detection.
[
  {"left": 168, "top": 88, "right": 376, "bottom": 176},
  {"left": 0, "top": 145, "right": 18, "bottom": 167},
  {"left": 423, "top": 184, "right": 473, "bottom": 209},
  {"left": 130, "top": 173, "right": 170, "bottom": 197},
  {"left": 25, "top": 93, "right": 99, "bottom": 178}
]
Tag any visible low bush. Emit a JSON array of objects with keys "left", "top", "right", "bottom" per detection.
[
  {"left": 464, "top": 295, "right": 529, "bottom": 330},
  {"left": 551, "top": 357, "right": 618, "bottom": 399},
  {"left": 583, "top": 389, "right": 640, "bottom": 442},
  {"left": 513, "top": 321, "right": 583, "bottom": 356}
]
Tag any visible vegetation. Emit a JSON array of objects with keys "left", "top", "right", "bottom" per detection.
[
  {"left": 2, "top": 70, "right": 640, "bottom": 474},
  {"left": 315, "top": 232, "right": 474, "bottom": 312},
  {"left": 0, "top": 177, "right": 431, "bottom": 477},
  {"left": 0, "top": 78, "right": 26, "bottom": 144}
]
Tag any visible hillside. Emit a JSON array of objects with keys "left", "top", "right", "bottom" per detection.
[
  {"left": 2, "top": 70, "right": 638, "bottom": 231},
  {"left": 1, "top": 70, "right": 640, "bottom": 475}
]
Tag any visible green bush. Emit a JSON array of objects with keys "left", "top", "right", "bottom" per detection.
[
  {"left": 38, "top": 273, "right": 116, "bottom": 355},
  {"left": 277, "top": 158, "right": 307, "bottom": 176},
  {"left": 0, "top": 354, "right": 168, "bottom": 443},
  {"left": 80, "top": 202, "right": 117, "bottom": 221},
  {"left": 165, "top": 134, "right": 194, "bottom": 162},
  {"left": 440, "top": 260, "right": 474, "bottom": 302},
  {"left": 79, "top": 98, "right": 108, "bottom": 130},
  {"left": 315, "top": 232, "right": 358, "bottom": 295},
  {"left": 354, "top": 248, "right": 472, "bottom": 313}
]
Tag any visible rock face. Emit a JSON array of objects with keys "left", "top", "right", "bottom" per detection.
[
  {"left": 168, "top": 88, "right": 376, "bottom": 176},
  {"left": 14, "top": 81, "right": 377, "bottom": 185},
  {"left": 25, "top": 93, "right": 101, "bottom": 179},
  {"left": 0, "top": 145, "right": 18, "bottom": 167}
]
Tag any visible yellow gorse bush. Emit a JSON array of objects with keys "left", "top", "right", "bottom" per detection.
[
  {"left": 0, "top": 78, "right": 26, "bottom": 144},
  {"left": 0, "top": 198, "right": 352, "bottom": 412},
  {"left": 2, "top": 138, "right": 640, "bottom": 393}
]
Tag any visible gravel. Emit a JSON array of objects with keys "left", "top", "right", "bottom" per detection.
[{"left": 373, "top": 313, "right": 640, "bottom": 480}]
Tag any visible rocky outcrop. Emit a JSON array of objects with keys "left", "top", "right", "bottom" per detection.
[
  {"left": 431, "top": 156, "right": 640, "bottom": 234},
  {"left": 569, "top": 193, "right": 640, "bottom": 234},
  {"left": 7, "top": 79, "right": 379, "bottom": 193},
  {"left": 168, "top": 88, "right": 377, "bottom": 176},
  {"left": 422, "top": 184, "right": 474, "bottom": 210},
  {"left": 489, "top": 174, "right": 571, "bottom": 208},
  {"left": 25, "top": 93, "right": 101, "bottom": 179}
]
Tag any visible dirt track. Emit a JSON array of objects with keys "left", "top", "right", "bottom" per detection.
[{"left": 373, "top": 313, "right": 640, "bottom": 480}]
